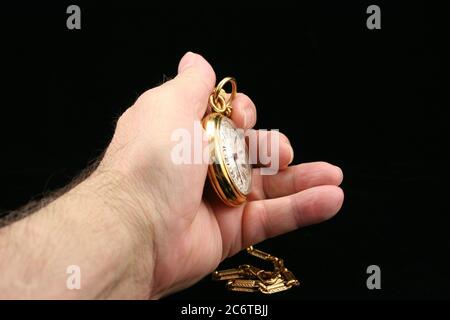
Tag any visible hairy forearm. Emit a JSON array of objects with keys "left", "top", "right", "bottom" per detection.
[{"left": 0, "top": 171, "right": 155, "bottom": 299}]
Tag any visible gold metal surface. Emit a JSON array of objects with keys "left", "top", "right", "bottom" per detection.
[
  {"left": 209, "top": 77, "right": 237, "bottom": 116},
  {"left": 213, "top": 247, "right": 300, "bottom": 294},
  {"left": 202, "top": 109, "right": 247, "bottom": 206}
]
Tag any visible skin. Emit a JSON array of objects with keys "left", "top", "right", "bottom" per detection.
[{"left": 0, "top": 52, "right": 344, "bottom": 299}]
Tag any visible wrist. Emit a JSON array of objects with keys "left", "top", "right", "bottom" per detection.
[
  {"left": 61, "top": 169, "right": 158, "bottom": 298},
  {"left": 0, "top": 167, "right": 157, "bottom": 299}
]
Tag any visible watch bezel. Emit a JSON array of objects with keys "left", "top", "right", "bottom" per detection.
[{"left": 202, "top": 113, "right": 250, "bottom": 206}]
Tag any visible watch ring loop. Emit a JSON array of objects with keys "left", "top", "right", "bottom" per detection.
[{"left": 211, "top": 77, "right": 237, "bottom": 111}]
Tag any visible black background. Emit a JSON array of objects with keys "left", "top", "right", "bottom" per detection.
[{"left": 0, "top": 1, "right": 449, "bottom": 299}]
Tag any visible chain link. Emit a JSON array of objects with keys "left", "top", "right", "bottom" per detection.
[{"left": 212, "top": 246, "right": 300, "bottom": 294}]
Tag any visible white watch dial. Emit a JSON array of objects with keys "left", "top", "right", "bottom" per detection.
[{"left": 218, "top": 116, "right": 252, "bottom": 195}]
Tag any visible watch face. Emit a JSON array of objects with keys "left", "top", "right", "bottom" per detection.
[{"left": 218, "top": 116, "right": 252, "bottom": 195}]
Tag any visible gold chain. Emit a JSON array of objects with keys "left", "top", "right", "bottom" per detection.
[{"left": 212, "top": 246, "right": 300, "bottom": 294}]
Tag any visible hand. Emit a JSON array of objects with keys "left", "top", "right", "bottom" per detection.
[
  {"left": 0, "top": 52, "right": 343, "bottom": 299},
  {"left": 99, "top": 52, "right": 344, "bottom": 298}
]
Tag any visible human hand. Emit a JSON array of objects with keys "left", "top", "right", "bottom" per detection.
[{"left": 97, "top": 52, "right": 344, "bottom": 298}]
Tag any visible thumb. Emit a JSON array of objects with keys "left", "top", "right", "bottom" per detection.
[{"left": 172, "top": 52, "right": 216, "bottom": 118}]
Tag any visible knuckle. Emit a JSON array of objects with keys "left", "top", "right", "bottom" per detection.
[
  {"left": 135, "top": 86, "right": 161, "bottom": 107},
  {"left": 181, "top": 71, "right": 214, "bottom": 96},
  {"left": 116, "top": 106, "right": 136, "bottom": 129}
]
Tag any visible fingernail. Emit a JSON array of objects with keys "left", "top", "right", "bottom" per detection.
[
  {"left": 280, "top": 133, "right": 291, "bottom": 146},
  {"left": 246, "top": 107, "right": 256, "bottom": 128},
  {"left": 242, "top": 109, "right": 248, "bottom": 128},
  {"left": 334, "top": 165, "right": 344, "bottom": 183},
  {"left": 288, "top": 145, "right": 294, "bottom": 164},
  {"left": 178, "top": 51, "right": 196, "bottom": 74}
]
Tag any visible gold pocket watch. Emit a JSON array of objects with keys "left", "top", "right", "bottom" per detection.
[
  {"left": 202, "top": 77, "right": 252, "bottom": 206},
  {"left": 206, "top": 78, "right": 300, "bottom": 294}
]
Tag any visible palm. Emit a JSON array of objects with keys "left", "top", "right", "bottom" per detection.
[{"left": 166, "top": 162, "right": 344, "bottom": 295}]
